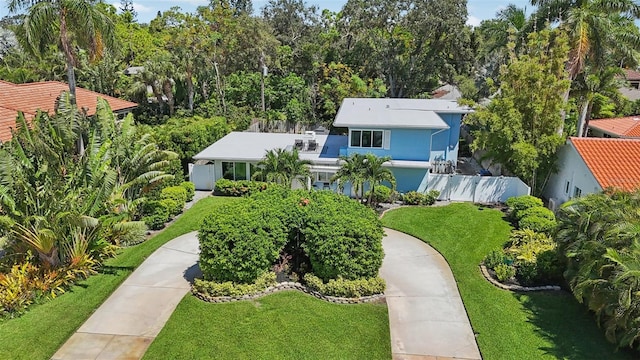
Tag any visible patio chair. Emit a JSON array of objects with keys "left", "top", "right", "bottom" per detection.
[
  {"left": 294, "top": 139, "right": 304, "bottom": 150},
  {"left": 307, "top": 139, "right": 317, "bottom": 151}
]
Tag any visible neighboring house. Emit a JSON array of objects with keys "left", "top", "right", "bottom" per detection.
[
  {"left": 619, "top": 69, "right": 640, "bottom": 101},
  {"left": 588, "top": 116, "right": 640, "bottom": 139},
  {"left": 0, "top": 80, "right": 137, "bottom": 143},
  {"left": 543, "top": 137, "right": 640, "bottom": 209},
  {"left": 191, "top": 98, "right": 472, "bottom": 192}
]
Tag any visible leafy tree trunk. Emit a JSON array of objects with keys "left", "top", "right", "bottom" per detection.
[
  {"left": 577, "top": 98, "right": 591, "bottom": 137},
  {"left": 163, "top": 80, "right": 175, "bottom": 115},
  {"left": 186, "top": 69, "right": 195, "bottom": 113}
]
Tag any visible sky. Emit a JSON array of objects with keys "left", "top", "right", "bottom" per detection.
[{"left": 2, "top": 0, "right": 532, "bottom": 26}]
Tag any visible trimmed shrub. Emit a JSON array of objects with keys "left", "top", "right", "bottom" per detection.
[
  {"left": 180, "top": 181, "right": 196, "bottom": 202},
  {"left": 303, "top": 273, "right": 386, "bottom": 297},
  {"left": 199, "top": 199, "right": 288, "bottom": 283},
  {"left": 519, "top": 206, "right": 555, "bottom": 221},
  {"left": 519, "top": 215, "right": 557, "bottom": 234},
  {"left": 484, "top": 248, "right": 506, "bottom": 270},
  {"left": 505, "top": 195, "right": 544, "bottom": 220},
  {"left": 403, "top": 191, "right": 424, "bottom": 205},
  {"left": 516, "top": 261, "right": 538, "bottom": 286},
  {"left": 494, "top": 264, "right": 516, "bottom": 282},
  {"left": 365, "top": 185, "right": 392, "bottom": 204},
  {"left": 534, "top": 249, "right": 564, "bottom": 284},
  {"left": 161, "top": 186, "right": 187, "bottom": 215},
  {"left": 214, "top": 179, "right": 276, "bottom": 197},
  {"left": 423, "top": 190, "right": 440, "bottom": 205},
  {"left": 141, "top": 200, "right": 170, "bottom": 230},
  {"left": 302, "top": 191, "right": 384, "bottom": 281},
  {"left": 193, "top": 272, "right": 277, "bottom": 297}
]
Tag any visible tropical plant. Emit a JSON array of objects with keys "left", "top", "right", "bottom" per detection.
[
  {"left": 331, "top": 153, "right": 366, "bottom": 201},
  {"left": 252, "top": 148, "right": 312, "bottom": 189},
  {"left": 9, "top": 0, "right": 115, "bottom": 102},
  {"left": 362, "top": 154, "right": 396, "bottom": 207}
]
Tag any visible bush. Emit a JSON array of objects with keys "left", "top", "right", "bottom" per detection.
[
  {"left": 199, "top": 199, "right": 288, "bottom": 283},
  {"left": 403, "top": 191, "right": 424, "bottom": 205},
  {"left": 534, "top": 249, "right": 564, "bottom": 284},
  {"left": 516, "top": 261, "right": 538, "bottom": 286},
  {"left": 423, "top": 190, "right": 440, "bottom": 205},
  {"left": 302, "top": 191, "right": 384, "bottom": 281},
  {"left": 505, "top": 195, "right": 544, "bottom": 220},
  {"left": 365, "top": 185, "right": 392, "bottom": 204},
  {"left": 214, "top": 179, "right": 275, "bottom": 197},
  {"left": 519, "top": 206, "right": 555, "bottom": 221},
  {"left": 303, "top": 273, "right": 386, "bottom": 298},
  {"left": 484, "top": 249, "right": 506, "bottom": 270},
  {"left": 141, "top": 200, "right": 170, "bottom": 230},
  {"left": 506, "top": 229, "right": 556, "bottom": 263},
  {"left": 159, "top": 199, "right": 179, "bottom": 219},
  {"left": 161, "top": 186, "right": 187, "bottom": 215},
  {"left": 180, "top": 181, "right": 196, "bottom": 202},
  {"left": 193, "top": 272, "right": 277, "bottom": 297},
  {"left": 494, "top": 264, "right": 516, "bottom": 282},
  {"left": 519, "top": 215, "right": 557, "bottom": 234}
]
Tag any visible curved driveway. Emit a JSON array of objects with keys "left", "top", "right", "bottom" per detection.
[{"left": 381, "top": 228, "right": 482, "bottom": 359}]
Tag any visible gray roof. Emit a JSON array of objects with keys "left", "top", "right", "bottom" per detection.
[
  {"left": 193, "top": 132, "right": 347, "bottom": 164},
  {"left": 333, "top": 98, "right": 472, "bottom": 129}
]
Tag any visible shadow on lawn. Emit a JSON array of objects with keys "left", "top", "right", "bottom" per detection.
[
  {"left": 515, "top": 291, "right": 637, "bottom": 360},
  {"left": 99, "top": 265, "right": 135, "bottom": 276}
]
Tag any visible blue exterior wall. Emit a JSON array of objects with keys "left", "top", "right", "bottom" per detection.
[
  {"left": 392, "top": 168, "right": 429, "bottom": 193},
  {"left": 342, "top": 113, "right": 463, "bottom": 163},
  {"left": 429, "top": 113, "right": 461, "bottom": 162},
  {"left": 345, "top": 128, "right": 431, "bottom": 160}
]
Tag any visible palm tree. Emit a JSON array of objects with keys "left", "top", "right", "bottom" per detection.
[
  {"left": 362, "top": 154, "right": 396, "bottom": 207},
  {"left": 572, "top": 66, "right": 624, "bottom": 137},
  {"left": 252, "top": 148, "right": 312, "bottom": 189},
  {"left": 530, "top": 0, "right": 640, "bottom": 133},
  {"left": 331, "top": 153, "right": 366, "bottom": 201},
  {"left": 9, "top": 0, "right": 115, "bottom": 104}
]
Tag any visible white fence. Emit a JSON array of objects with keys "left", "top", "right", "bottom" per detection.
[{"left": 425, "top": 174, "right": 530, "bottom": 203}]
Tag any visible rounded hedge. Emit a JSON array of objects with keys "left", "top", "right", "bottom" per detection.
[
  {"left": 505, "top": 195, "right": 544, "bottom": 220},
  {"left": 197, "top": 187, "right": 385, "bottom": 284},
  {"left": 161, "top": 186, "right": 187, "bottom": 215},
  {"left": 301, "top": 191, "right": 384, "bottom": 281},
  {"left": 180, "top": 181, "right": 196, "bottom": 202},
  {"left": 198, "top": 199, "right": 288, "bottom": 283}
]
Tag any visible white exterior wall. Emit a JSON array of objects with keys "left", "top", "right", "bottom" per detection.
[
  {"left": 543, "top": 144, "right": 602, "bottom": 206},
  {"left": 425, "top": 174, "right": 530, "bottom": 203}
]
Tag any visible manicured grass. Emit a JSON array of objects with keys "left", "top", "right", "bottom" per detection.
[
  {"left": 382, "top": 203, "right": 635, "bottom": 360},
  {"left": 0, "top": 196, "right": 239, "bottom": 360},
  {"left": 144, "top": 291, "right": 391, "bottom": 360}
]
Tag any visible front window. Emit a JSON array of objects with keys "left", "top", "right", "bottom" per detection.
[
  {"left": 350, "top": 129, "right": 384, "bottom": 148},
  {"left": 222, "top": 161, "right": 247, "bottom": 181},
  {"left": 316, "top": 172, "right": 332, "bottom": 182}
]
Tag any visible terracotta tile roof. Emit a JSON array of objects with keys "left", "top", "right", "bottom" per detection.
[
  {"left": 624, "top": 69, "right": 640, "bottom": 81},
  {"left": 0, "top": 80, "right": 137, "bottom": 143},
  {"left": 570, "top": 137, "right": 640, "bottom": 192},
  {"left": 589, "top": 116, "right": 640, "bottom": 138}
]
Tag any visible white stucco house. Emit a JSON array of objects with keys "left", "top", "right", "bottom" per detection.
[{"left": 543, "top": 137, "right": 640, "bottom": 210}]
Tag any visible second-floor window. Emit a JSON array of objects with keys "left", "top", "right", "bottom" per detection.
[{"left": 350, "top": 130, "right": 384, "bottom": 148}]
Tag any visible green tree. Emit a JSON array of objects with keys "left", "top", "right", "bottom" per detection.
[
  {"left": 362, "top": 154, "right": 396, "bottom": 207},
  {"left": 466, "top": 29, "right": 570, "bottom": 194},
  {"left": 331, "top": 153, "right": 366, "bottom": 201},
  {"left": 9, "top": 0, "right": 115, "bottom": 103},
  {"left": 252, "top": 148, "right": 312, "bottom": 189}
]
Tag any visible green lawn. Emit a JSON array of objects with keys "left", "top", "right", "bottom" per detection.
[
  {"left": 382, "top": 203, "right": 635, "bottom": 360},
  {"left": 144, "top": 291, "right": 391, "bottom": 360},
  {"left": 0, "top": 196, "right": 239, "bottom": 360}
]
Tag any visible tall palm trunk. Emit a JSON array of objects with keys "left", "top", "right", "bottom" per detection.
[{"left": 59, "top": 9, "right": 77, "bottom": 104}]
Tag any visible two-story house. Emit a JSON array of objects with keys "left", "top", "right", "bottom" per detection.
[{"left": 191, "top": 98, "right": 471, "bottom": 193}]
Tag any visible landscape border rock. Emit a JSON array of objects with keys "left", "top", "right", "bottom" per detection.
[
  {"left": 480, "top": 265, "right": 561, "bottom": 292},
  {"left": 192, "top": 281, "right": 385, "bottom": 304}
]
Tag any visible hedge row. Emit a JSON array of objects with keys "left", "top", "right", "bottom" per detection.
[
  {"left": 198, "top": 188, "right": 384, "bottom": 284},
  {"left": 214, "top": 179, "right": 275, "bottom": 197},
  {"left": 141, "top": 182, "right": 194, "bottom": 230}
]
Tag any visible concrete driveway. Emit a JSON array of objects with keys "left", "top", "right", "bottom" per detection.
[{"left": 380, "top": 228, "right": 481, "bottom": 359}]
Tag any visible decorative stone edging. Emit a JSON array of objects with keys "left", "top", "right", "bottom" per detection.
[
  {"left": 192, "top": 281, "right": 385, "bottom": 304},
  {"left": 480, "top": 265, "right": 561, "bottom": 292}
]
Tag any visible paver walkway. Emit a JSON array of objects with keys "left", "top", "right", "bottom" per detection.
[
  {"left": 380, "top": 228, "right": 482, "bottom": 360},
  {"left": 52, "top": 231, "right": 200, "bottom": 360}
]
